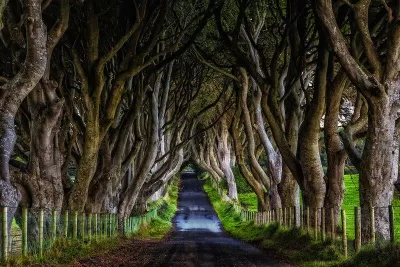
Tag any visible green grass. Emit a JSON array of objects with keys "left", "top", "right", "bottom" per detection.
[
  {"left": 6, "top": 237, "right": 121, "bottom": 266},
  {"left": 341, "top": 174, "right": 359, "bottom": 239},
  {"left": 203, "top": 179, "right": 344, "bottom": 266},
  {"left": 338, "top": 243, "right": 400, "bottom": 267},
  {"left": 235, "top": 174, "right": 400, "bottom": 241},
  {"left": 222, "top": 173, "right": 400, "bottom": 266},
  {"left": 6, "top": 177, "right": 180, "bottom": 266},
  {"left": 238, "top": 193, "right": 258, "bottom": 212},
  {"left": 341, "top": 174, "right": 400, "bottom": 240},
  {"left": 131, "top": 178, "right": 179, "bottom": 239}
]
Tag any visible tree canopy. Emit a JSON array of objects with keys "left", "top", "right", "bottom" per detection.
[{"left": 0, "top": 0, "right": 399, "bottom": 242}]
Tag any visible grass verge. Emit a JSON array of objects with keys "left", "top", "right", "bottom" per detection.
[
  {"left": 130, "top": 177, "right": 179, "bottom": 239},
  {"left": 6, "top": 177, "right": 179, "bottom": 266},
  {"left": 338, "top": 243, "right": 400, "bottom": 267},
  {"left": 6, "top": 237, "right": 121, "bottom": 266},
  {"left": 203, "top": 178, "right": 344, "bottom": 267}
]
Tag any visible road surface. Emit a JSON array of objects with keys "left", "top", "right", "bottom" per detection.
[{"left": 77, "top": 173, "right": 295, "bottom": 267}]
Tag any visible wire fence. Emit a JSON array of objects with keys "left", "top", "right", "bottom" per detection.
[
  {"left": 210, "top": 181, "right": 400, "bottom": 258},
  {"left": 1, "top": 206, "right": 160, "bottom": 262},
  {"left": 247, "top": 205, "right": 400, "bottom": 258}
]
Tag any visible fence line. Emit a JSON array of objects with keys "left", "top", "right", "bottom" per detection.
[
  {"left": 0, "top": 206, "right": 160, "bottom": 262},
  {"left": 210, "top": 181, "right": 400, "bottom": 258}
]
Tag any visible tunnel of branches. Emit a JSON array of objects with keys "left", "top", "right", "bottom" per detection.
[{"left": 0, "top": 0, "right": 399, "bottom": 244}]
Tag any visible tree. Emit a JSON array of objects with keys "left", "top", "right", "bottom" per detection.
[
  {"left": 0, "top": 0, "right": 47, "bottom": 250},
  {"left": 316, "top": 0, "right": 400, "bottom": 240}
]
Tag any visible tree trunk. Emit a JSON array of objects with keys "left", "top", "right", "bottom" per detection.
[
  {"left": 359, "top": 96, "right": 399, "bottom": 241},
  {"left": 85, "top": 143, "right": 112, "bottom": 213},
  {"left": 68, "top": 116, "right": 101, "bottom": 211},
  {"left": 218, "top": 117, "right": 238, "bottom": 201},
  {"left": 324, "top": 71, "right": 348, "bottom": 234},
  {"left": 230, "top": 96, "right": 268, "bottom": 211},
  {"left": 118, "top": 90, "right": 159, "bottom": 219},
  {"left": 298, "top": 42, "right": 328, "bottom": 211},
  {"left": 238, "top": 68, "right": 270, "bottom": 190},
  {"left": 278, "top": 93, "right": 301, "bottom": 215},
  {"left": 0, "top": 2, "right": 46, "bottom": 251}
]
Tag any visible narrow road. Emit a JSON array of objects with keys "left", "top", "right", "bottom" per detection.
[{"left": 77, "top": 173, "right": 295, "bottom": 266}]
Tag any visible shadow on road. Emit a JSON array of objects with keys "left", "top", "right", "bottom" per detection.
[
  {"left": 76, "top": 173, "right": 296, "bottom": 267},
  {"left": 143, "top": 173, "right": 294, "bottom": 266}
]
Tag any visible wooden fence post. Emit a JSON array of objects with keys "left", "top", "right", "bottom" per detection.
[
  {"left": 22, "top": 207, "right": 28, "bottom": 256},
  {"left": 283, "top": 207, "right": 287, "bottom": 227},
  {"left": 52, "top": 210, "right": 57, "bottom": 243},
  {"left": 39, "top": 209, "right": 44, "bottom": 257},
  {"left": 330, "top": 208, "right": 335, "bottom": 240},
  {"left": 355, "top": 207, "right": 361, "bottom": 252},
  {"left": 64, "top": 210, "right": 69, "bottom": 238},
  {"left": 341, "top": 209, "right": 347, "bottom": 258},
  {"left": 88, "top": 213, "right": 92, "bottom": 240},
  {"left": 103, "top": 214, "right": 107, "bottom": 237},
  {"left": 81, "top": 213, "right": 85, "bottom": 239},
  {"left": 389, "top": 205, "right": 395, "bottom": 243},
  {"left": 100, "top": 214, "right": 103, "bottom": 237},
  {"left": 314, "top": 208, "right": 318, "bottom": 240},
  {"left": 94, "top": 213, "right": 98, "bottom": 239},
  {"left": 370, "top": 204, "right": 375, "bottom": 244},
  {"left": 321, "top": 208, "right": 325, "bottom": 241},
  {"left": 73, "top": 211, "right": 78, "bottom": 239},
  {"left": 300, "top": 206, "right": 303, "bottom": 229},
  {"left": 111, "top": 214, "right": 115, "bottom": 235},
  {"left": 293, "top": 206, "right": 297, "bottom": 227},
  {"left": 106, "top": 214, "right": 109, "bottom": 236},
  {"left": 2, "top": 207, "right": 8, "bottom": 262}
]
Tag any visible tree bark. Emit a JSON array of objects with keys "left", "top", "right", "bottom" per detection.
[
  {"left": 298, "top": 41, "right": 328, "bottom": 210},
  {"left": 118, "top": 88, "right": 160, "bottom": 219},
  {"left": 217, "top": 116, "right": 238, "bottom": 200},
  {"left": 359, "top": 96, "right": 399, "bottom": 241},
  {"left": 316, "top": 0, "right": 400, "bottom": 240},
  {"left": 0, "top": 0, "right": 47, "bottom": 253},
  {"left": 230, "top": 94, "right": 268, "bottom": 211},
  {"left": 324, "top": 71, "right": 348, "bottom": 233}
]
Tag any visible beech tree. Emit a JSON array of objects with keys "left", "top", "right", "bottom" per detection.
[
  {"left": 1, "top": 0, "right": 400, "bottom": 245},
  {"left": 0, "top": 0, "right": 47, "bottom": 244},
  {"left": 316, "top": 0, "right": 400, "bottom": 240}
]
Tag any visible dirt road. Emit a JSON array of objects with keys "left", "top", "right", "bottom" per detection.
[{"left": 76, "top": 173, "right": 295, "bottom": 267}]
